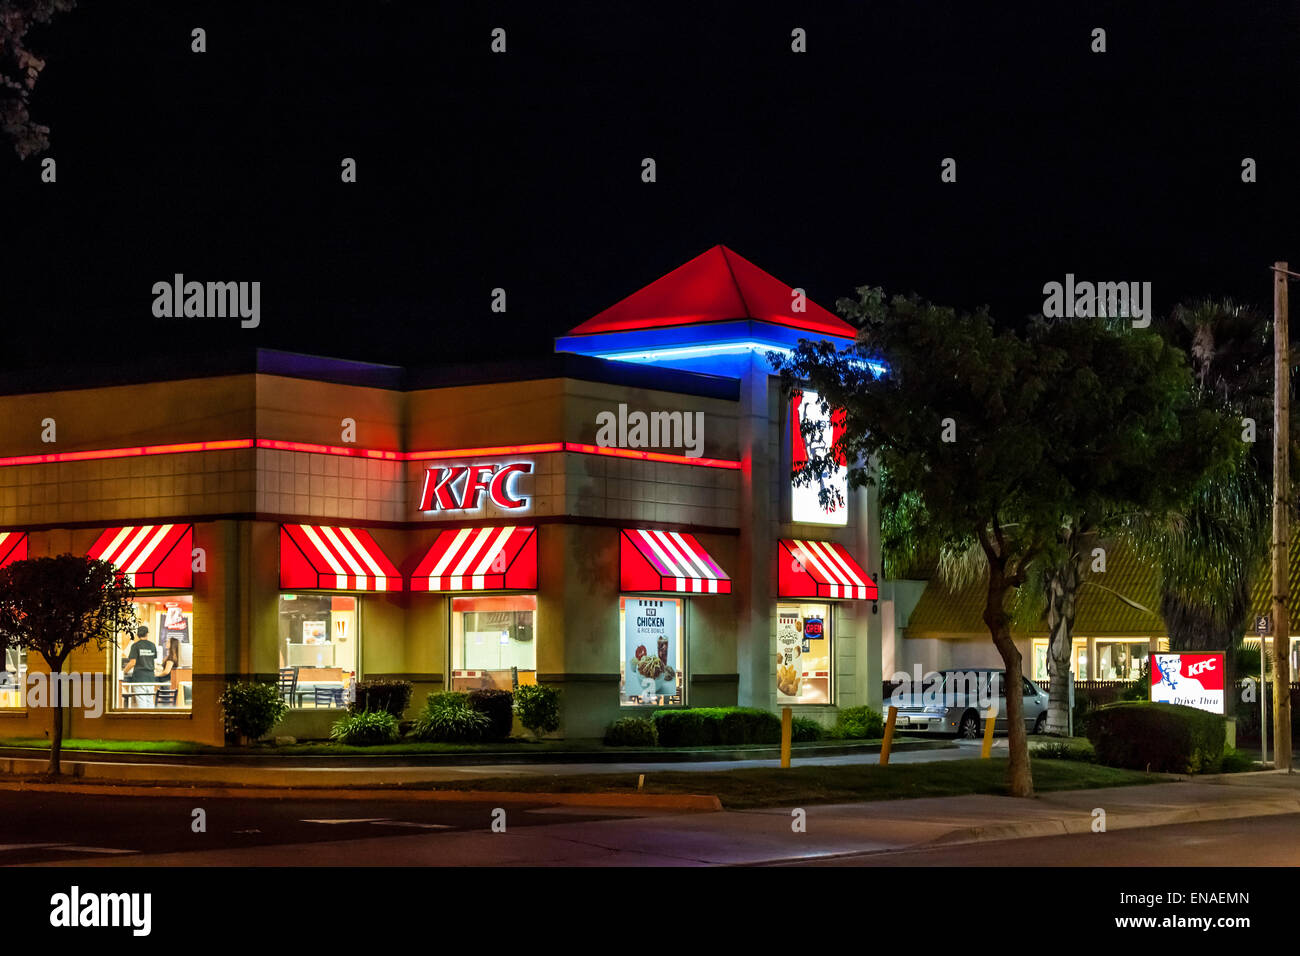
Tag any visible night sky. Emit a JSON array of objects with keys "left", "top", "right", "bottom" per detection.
[{"left": 2, "top": 0, "right": 1297, "bottom": 374}]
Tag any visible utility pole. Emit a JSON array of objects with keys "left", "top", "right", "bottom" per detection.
[{"left": 1273, "top": 261, "right": 1292, "bottom": 771}]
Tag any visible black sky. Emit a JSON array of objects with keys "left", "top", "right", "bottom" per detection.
[{"left": 2, "top": 0, "right": 1297, "bottom": 374}]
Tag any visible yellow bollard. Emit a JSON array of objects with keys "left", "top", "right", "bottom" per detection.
[
  {"left": 980, "top": 705, "right": 997, "bottom": 758},
  {"left": 880, "top": 705, "right": 898, "bottom": 766},
  {"left": 780, "top": 707, "right": 792, "bottom": 768}
]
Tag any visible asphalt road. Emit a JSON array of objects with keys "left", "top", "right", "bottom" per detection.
[{"left": 2, "top": 787, "right": 1297, "bottom": 868}]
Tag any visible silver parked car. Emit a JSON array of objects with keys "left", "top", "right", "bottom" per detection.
[{"left": 890, "top": 668, "right": 1049, "bottom": 738}]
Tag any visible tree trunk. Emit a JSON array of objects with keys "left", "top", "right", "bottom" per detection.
[
  {"left": 985, "top": 564, "right": 1034, "bottom": 797},
  {"left": 49, "top": 669, "right": 64, "bottom": 776},
  {"left": 1044, "top": 544, "right": 1081, "bottom": 736}
]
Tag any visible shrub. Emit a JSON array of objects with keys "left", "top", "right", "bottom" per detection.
[
  {"left": 653, "top": 710, "right": 707, "bottom": 746},
  {"left": 1085, "top": 701, "right": 1226, "bottom": 774},
  {"left": 351, "top": 679, "right": 413, "bottom": 718},
  {"left": 791, "top": 716, "right": 825, "bottom": 742},
  {"left": 514, "top": 684, "right": 561, "bottom": 739},
  {"left": 468, "top": 689, "right": 515, "bottom": 740},
  {"left": 1117, "top": 660, "right": 1150, "bottom": 702},
  {"left": 603, "top": 716, "right": 658, "bottom": 747},
  {"left": 220, "top": 681, "right": 288, "bottom": 742},
  {"left": 1032, "top": 740, "right": 1095, "bottom": 762},
  {"left": 721, "top": 707, "right": 781, "bottom": 744},
  {"left": 330, "top": 709, "right": 400, "bottom": 746},
  {"left": 1219, "top": 746, "right": 1256, "bottom": 774},
  {"left": 410, "top": 692, "right": 490, "bottom": 743},
  {"left": 833, "top": 706, "right": 885, "bottom": 740}
]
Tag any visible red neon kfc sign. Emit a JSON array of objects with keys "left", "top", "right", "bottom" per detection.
[{"left": 418, "top": 461, "right": 533, "bottom": 512}]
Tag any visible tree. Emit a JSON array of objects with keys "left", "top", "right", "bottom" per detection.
[
  {"left": 1, "top": 0, "right": 76, "bottom": 159},
  {"left": 774, "top": 290, "right": 1235, "bottom": 796},
  {"left": 0, "top": 554, "right": 135, "bottom": 774},
  {"left": 1030, "top": 316, "right": 1238, "bottom": 734},
  {"left": 1130, "top": 299, "right": 1296, "bottom": 714}
]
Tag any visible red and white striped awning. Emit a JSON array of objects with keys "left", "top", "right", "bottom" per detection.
[
  {"left": 411, "top": 526, "right": 537, "bottom": 592},
  {"left": 88, "top": 524, "right": 193, "bottom": 588},
  {"left": 620, "top": 529, "right": 731, "bottom": 594},
  {"left": 0, "top": 532, "right": 27, "bottom": 570},
  {"left": 778, "top": 538, "right": 877, "bottom": 600},
  {"left": 280, "top": 525, "right": 402, "bottom": 592}
]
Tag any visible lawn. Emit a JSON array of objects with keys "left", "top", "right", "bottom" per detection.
[{"left": 396, "top": 757, "right": 1164, "bottom": 809}]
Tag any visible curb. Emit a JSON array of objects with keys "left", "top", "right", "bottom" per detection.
[{"left": 0, "top": 778, "right": 723, "bottom": 811}]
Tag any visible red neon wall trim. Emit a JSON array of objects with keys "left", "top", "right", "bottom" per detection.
[{"left": 0, "top": 438, "right": 740, "bottom": 470}]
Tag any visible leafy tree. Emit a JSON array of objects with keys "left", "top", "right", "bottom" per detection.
[
  {"left": 1132, "top": 299, "right": 1296, "bottom": 709},
  {"left": 774, "top": 290, "right": 1235, "bottom": 796},
  {"left": 1, "top": 0, "right": 76, "bottom": 159},
  {"left": 0, "top": 554, "right": 135, "bottom": 774}
]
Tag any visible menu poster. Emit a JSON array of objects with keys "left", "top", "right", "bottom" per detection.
[
  {"left": 777, "top": 611, "right": 803, "bottom": 702},
  {"left": 158, "top": 603, "right": 190, "bottom": 644},
  {"left": 302, "top": 621, "right": 327, "bottom": 644},
  {"left": 624, "top": 598, "right": 677, "bottom": 703}
]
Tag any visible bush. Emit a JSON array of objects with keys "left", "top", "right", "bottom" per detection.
[
  {"left": 1085, "top": 701, "right": 1226, "bottom": 774},
  {"left": 468, "top": 689, "right": 515, "bottom": 740},
  {"left": 1117, "top": 660, "right": 1150, "bottom": 702},
  {"left": 603, "top": 717, "right": 658, "bottom": 747},
  {"left": 330, "top": 709, "right": 400, "bottom": 746},
  {"left": 1219, "top": 746, "right": 1256, "bottom": 774},
  {"left": 791, "top": 716, "right": 825, "bottom": 742},
  {"left": 832, "top": 706, "right": 885, "bottom": 740},
  {"left": 514, "top": 684, "right": 561, "bottom": 739},
  {"left": 350, "top": 679, "right": 413, "bottom": 718},
  {"left": 652, "top": 710, "right": 707, "bottom": 746},
  {"left": 410, "top": 692, "right": 490, "bottom": 743},
  {"left": 220, "top": 681, "right": 288, "bottom": 742},
  {"left": 1032, "top": 740, "right": 1095, "bottom": 762},
  {"left": 651, "top": 707, "right": 783, "bottom": 746}
]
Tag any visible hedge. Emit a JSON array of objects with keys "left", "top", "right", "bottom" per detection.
[
  {"left": 1085, "top": 701, "right": 1226, "bottom": 774},
  {"left": 603, "top": 716, "right": 658, "bottom": 747},
  {"left": 351, "top": 679, "right": 413, "bottom": 719},
  {"left": 651, "top": 707, "right": 781, "bottom": 746},
  {"left": 468, "top": 689, "right": 515, "bottom": 740}
]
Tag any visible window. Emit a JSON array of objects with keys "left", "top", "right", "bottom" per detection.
[
  {"left": 776, "top": 603, "right": 831, "bottom": 704},
  {"left": 451, "top": 594, "right": 537, "bottom": 691},
  {"left": 1031, "top": 638, "right": 1089, "bottom": 682},
  {"left": 1, "top": 646, "right": 25, "bottom": 708},
  {"left": 114, "top": 596, "right": 193, "bottom": 710},
  {"left": 278, "top": 594, "right": 357, "bottom": 709},
  {"left": 620, "top": 596, "right": 683, "bottom": 707},
  {"left": 1095, "top": 640, "right": 1149, "bottom": 680}
]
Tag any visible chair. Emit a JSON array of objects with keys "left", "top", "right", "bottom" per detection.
[
  {"left": 313, "top": 686, "right": 344, "bottom": 709},
  {"left": 277, "top": 667, "right": 299, "bottom": 705},
  {"left": 155, "top": 687, "right": 179, "bottom": 707}
]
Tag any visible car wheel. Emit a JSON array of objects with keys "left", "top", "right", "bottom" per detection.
[
  {"left": 1033, "top": 713, "right": 1047, "bottom": 735},
  {"left": 957, "top": 712, "right": 981, "bottom": 739}
]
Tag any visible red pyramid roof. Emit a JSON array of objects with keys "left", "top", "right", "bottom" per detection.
[{"left": 567, "top": 245, "right": 856, "bottom": 337}]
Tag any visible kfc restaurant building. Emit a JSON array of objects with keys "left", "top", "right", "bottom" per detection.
[{"left": 0, "top": 246, "right": 883, "bottom": 743}]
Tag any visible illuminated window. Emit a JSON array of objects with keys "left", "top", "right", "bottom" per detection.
[
  {"left": 1030, "top": 638, "right": 1088, "bottom": 682},
  {"left": 1095, "top": 639, "right": 1149, "bottom": 681},
  {"left": 776, "top": 603, "right": 832, "bottom": 704},
  {"left": 277, "top": 594, "right": 358, "bottom": 709},
  {"left": 114, "top": 596, "right": 193, "bottom": 711},
  {"left": 0, "top": 646, "right": 25, "bottom": 708},
  {"left": 620, "top": 596, "right": 684, "bottom": 707},
  {"left": 450, "top": 594, "right": 537, "bottom": 692}
]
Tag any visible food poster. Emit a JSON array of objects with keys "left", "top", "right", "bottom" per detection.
[
  {"left": 623, "top": 598, "right": 680, "bottom": 705},
  {"left": 777, "top": 605, "right": 830, "bottom": 705}
]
